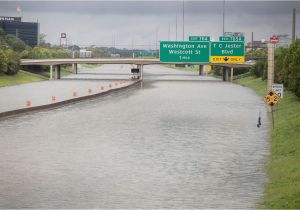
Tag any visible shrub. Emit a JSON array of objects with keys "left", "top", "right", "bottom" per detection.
[
  {"left": 4, "top": 49, "right": 20, "bottom": 75},
  {"left": 0, "top": 49, "right": 8, "bottom": 73}
]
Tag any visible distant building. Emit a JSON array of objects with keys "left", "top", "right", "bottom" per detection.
[
  {"left": 0, "top": 16, "right": 39, "bottom": 47},
  {"left": 246, "top": 40, "right": 268, "bottom": 49},
  {"left": 110, "top": 53, "right": 120, "bottom": 58},
  {"left": 276, "top": 34, "right": 291, "bottom": 48},
  {"left": 79, "top": 49, "right": 92, "bottom": 58}
]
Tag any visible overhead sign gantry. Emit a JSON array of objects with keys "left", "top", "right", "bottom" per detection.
[{"left": 160, "top": 34, "right": 245, "bottom": 63}]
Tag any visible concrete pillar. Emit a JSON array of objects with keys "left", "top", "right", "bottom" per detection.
[
  {"left": 267, "top": 43, "right": 275, "bottom": 92},
  {"left": 57, "top": 65, "right": 61, "bottom": 79},
  {"left": 50, "top": 65, "right": 53, "bottom": 80},
  {"left": 225, "top": 68, "right": 229, "bottom": 81},
  {"left": 222, "top": 67, "right": 226, "bottom": 81},
  {"left": 136, "top": 64, "right": 141, "bottom": 78},
  {"left": 230, "top": 67, "right": 234, "bottom": 82},
  {"left": 140, "top": 64, "right": 144, "bottom": 80},
  {"left": 199, "top": 65, "right": 204, "bottom": 76},
  {"left": 73, "top": 63, "right": 78, "bottom": 74}
]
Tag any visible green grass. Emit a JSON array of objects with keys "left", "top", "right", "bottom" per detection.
[
  {"left": 235, "top": 76, "right": 300, "bottom": 209},
  {"left": 81, "top": 63, "right": 100, "bottom": 68},
  {"left": 163, "top": 64, "right": 199, "bottom": 72},
  {"left": 0, "top": 65, "right": 73, "bottom": 88},
  {"left": 36, "top": 66, "right": 73, "bottom": 78},
  {"left": 0, "top": 70, "right": 47, "bottom": 87}
]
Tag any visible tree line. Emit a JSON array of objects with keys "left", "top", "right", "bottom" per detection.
[
  {"left": 250, "top": 40, "right": 300, "bottom": 97},
  {"left": 0, "top": 28, "right": 71, "bottom": 75}
]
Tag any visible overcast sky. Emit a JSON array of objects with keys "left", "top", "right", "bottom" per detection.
[{"left": 0, "top": 1, "right": 299, "bottom": 49}]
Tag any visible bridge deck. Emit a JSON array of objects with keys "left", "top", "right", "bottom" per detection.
[{"left": 20, "top": 58, "right": 253, "bottom": 68}]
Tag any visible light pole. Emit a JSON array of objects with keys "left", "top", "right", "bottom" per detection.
[
  {"left": 222, "top": 0, "right": 225, "bottom": 35},
  {"left": 155, "top": 28, "right": 158, "bottom": 57},
  {"left": 182, "top": 0, "right": 185, "bottom": 41}
]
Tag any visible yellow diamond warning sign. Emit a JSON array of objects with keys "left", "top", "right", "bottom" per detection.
[
  {"left": 264, "top": 91, "right": 281, "bottom": 106},
  {"left": 210, "top": 56, "right": 245, "bottom": 63}
]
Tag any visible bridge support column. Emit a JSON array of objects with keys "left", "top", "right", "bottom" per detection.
[
  {"left": 225, "top": 67, "right": 229, "bottom": 81},
  {"left": 140, "top": 64, "right": 144, "bottom": 80},
  {"left": 72, "top": 63, "right": 78, "bottom": 74},
  {"left": 199, "top": 65, "right": 204, "bottom": 76},
  {"left": 50, "top": 65, "right": 53, "bottom": 80},
  {"left": 57, "top": 65, "right": 61, "bottom": 79},
  {"left": 230, "top": 67, "right": 234, "bottom": 82},
  {"left": 222, "top": 67, "right": 229, "bottom": 81},
  {"left": 222, "top": 67, "right": 226, "bottom": 81}
]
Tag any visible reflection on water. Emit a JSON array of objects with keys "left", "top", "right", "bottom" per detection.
[{"left": 0, "top": 80, "right": 269, "bottom": 209}]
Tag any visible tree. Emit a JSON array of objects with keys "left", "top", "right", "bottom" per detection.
[
  {"left": 5, "top": 34, "right": 28, "bottom": 52},
  {"left": 0, "top": 27, "right": 5, "bottom": 36},
  {"left": 283, "top": 40, "right": 300, "bottom": 96},
  {"left": 274, "top": 47, "right": 288, "bottom": 85},
  {"left": 0, "top": 49, "right": 8, "bottom": 73},
  {"left": 39, "top": 33, "right": 51, "bottom": 48},
  {"left": 5, "top": 49, "right": 20, "bottom": 75},
  {"left": 250, "top": 59, "right": 267, "bottom": 79}
]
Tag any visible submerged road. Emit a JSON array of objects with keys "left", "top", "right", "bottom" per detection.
[{"left": 0, "top": 64, "right": 269, "bottom": 208}]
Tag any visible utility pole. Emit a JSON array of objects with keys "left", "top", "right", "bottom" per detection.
[
  {"left": 132, "top": 38, "right": 134, "bottom": 58},
  {"left": 155, "top": 28, "right": 158, "bottom": 57},
  {"left": 292, "top": 8, "right": 296, "bottom": 43},
  {"left": 168, "top": 23, "right": 171, "bottom": 41},
  {"left": 251, "top": 32, "right": 254, "bottom": 60},
  {"left": 182, "top": 0, "right": 185, "bottom": 41},
  {"left": 222, "top": 0, "right": 225, "bottom": 35},
  {"left": 176, "top": 13, "right": 178, "bottom": 41}
]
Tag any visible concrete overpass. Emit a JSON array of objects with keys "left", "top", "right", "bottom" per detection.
[{"left": 20, "top": 58, "right": 254, "bottom": 81}]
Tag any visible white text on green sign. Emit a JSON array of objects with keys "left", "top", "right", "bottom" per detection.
[
  {"left": 219, "top": 36, "right": 245, "bottom": 42},
  {"left": 160, "top": 41, "right": 210, "bottom": 63},
  {"left": 211, "top": 42, "right": 245, "bottom": 56},
  {"left": 189, "top": 36, "right": 210, "bottom": 42}
]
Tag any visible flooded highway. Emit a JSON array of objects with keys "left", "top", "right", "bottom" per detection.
[{"left": 0, "top": 65, "right": 269, "bottom": 208}]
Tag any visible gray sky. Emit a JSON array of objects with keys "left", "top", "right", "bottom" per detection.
[{"left": 0, "top": 1, "right": 299, "bottom": 49}]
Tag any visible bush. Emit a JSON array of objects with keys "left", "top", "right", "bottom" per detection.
[
  {"left": 4, "top": 49, "right": 20, "bottom": 75},
  {"left": 274, "top": 47, "right": 288, "bottom": 85},
  {"left": 283, "top": 40, "right": 300, "bottom": 96},
  {"left": 5, "top": 34, "right": 28, "bottom": 52},
  {"left": 0, "top": 49, "right": 8, "bottom": 73},
  {"left": 250, "top": 59, "right": 267, "bottom": 79}
]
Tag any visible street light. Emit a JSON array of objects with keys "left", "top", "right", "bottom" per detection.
[
  {"left": 222, "top": 0, "right": 225, "bottom": 35},
  {"left": 182, "top": 0, "right": 185, "bottom": 41}
]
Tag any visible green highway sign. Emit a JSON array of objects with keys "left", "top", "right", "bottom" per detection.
[
  {"left": 189, "top": 36, "right": 210, "bottom": 42},
  {"left": 210, "top": 41, "right": 245, "bottom": 63},
  {"left": 219, "top": 36, "right": 245, "bottom": 42},
  {"left": 135, "top": 51, "right": 156, "bottom": 57},
  {"left": 160, "top": 41, "right": 210, "bottom": 63}
]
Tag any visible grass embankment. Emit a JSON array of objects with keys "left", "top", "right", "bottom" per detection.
[
  {"left": 0, "top": 70, "right": 47, "bottom": 87},
  {"left": 235, "top": 76, "right": 300, "bottom": 209},
  {"left": 38, "top": 65, "right": 73, "bottom": 78},
  {"left": 164, "top": 64, "right": 199, "bottom": 72},
  {"left": 0, "top": 65, "right": 73, "bottom": 88},
  {"left": 81, "top": 63, "right": 100, "bottom": 68}
]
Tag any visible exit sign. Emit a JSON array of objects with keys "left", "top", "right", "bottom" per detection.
[
  {"left": 219, "top": 36, "right": 244, "bottom": 42},
  {"left": 189, "top": 36, "right": 210, "bottom": 42},
  {"left": 160, "top": 41, "right": 210, "bottom": 63},
  {"left": 210, "top": 41, "right": 245, "bottom": 63}
]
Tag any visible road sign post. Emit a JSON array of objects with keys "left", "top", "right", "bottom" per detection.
[
  {"left": 160, "top": 41, "right": 210, "bottom": 63},
  {"left": 267, "top": 43, "right": 275, "bottom": 91}
]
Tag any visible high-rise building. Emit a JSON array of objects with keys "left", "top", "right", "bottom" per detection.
[{"left": 0, "top": 16, "right": 39, "bottom": 47}]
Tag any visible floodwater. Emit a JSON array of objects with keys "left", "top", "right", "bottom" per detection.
[{"left": 0, "top": 65, "right": 269, "bottom": 208}]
